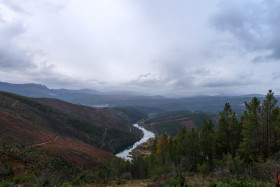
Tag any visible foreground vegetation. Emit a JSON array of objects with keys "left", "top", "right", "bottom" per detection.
[{"left": 1, "top": 90, "right": 280, "bottom": 186}]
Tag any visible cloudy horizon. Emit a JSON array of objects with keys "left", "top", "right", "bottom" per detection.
[{"left": 0, "top": 0, "right": 280, "bottom": 96}]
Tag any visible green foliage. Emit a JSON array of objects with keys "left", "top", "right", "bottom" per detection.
[
  {"left": 226, "top": 178, "right": 272, "bottom": 187},
  {"left": 239, "top": 97, "right": 262, "bottom": 161},
  {"left": 239, "top": 90, "right": 280, "bottom": 160},
  {"left": 165, "top": 175, "right": 186, "bottom": 187},
  {"left": 197, "top": 162, "right": 211, "bottom": 173},
  {"left": 216, "top": 103, "right": 242, "bottom": 158},
  {"left": 200, "top": 120, "right": 215, "bottom": 167},
  {"left": 154, "top": 121, "right": 183, "bottom": 136},
  {"left": 0, "top": 181, "right": 12, "bottom": 187}
]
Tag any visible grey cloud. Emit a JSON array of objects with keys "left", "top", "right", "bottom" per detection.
[
  {"left": 200, "top": 71, "right": 256, "bottom": 88},
  {"left": 1, "top": 21, "right": 26, "bottom": 39},
  {"left": 0, "top": 46, "right": 37, "bottom": 70},
  {"left": 201, "top": 79, "right": 251, "bottom": 88},
  {"left": 211, "top": 0, "right": 280, "bottom": 61},
  {"left": 1, "top": 0, "right": 27, "bottom": 14},
  {"left": 138, "top": 73, "right": 153, "bottom": 79},
  {"left": 0, "top": 19, "right": 36, "bottom": 70},
  {"left": 0, "top": 0, "right": 68, "bottom": 15},
  {"left": 194, "top": 68, "right": 215, "bottom": 76}
]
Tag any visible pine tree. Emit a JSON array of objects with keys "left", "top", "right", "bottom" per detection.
[
  {"left": 273, "top": 110, "right": 280, "bottom": 153},
  {"left": 261, "top": 90, "right": 277, "bottom": 159},
  {"left": 216, "top": 103, "right": 242, "bottom": 158},
  {"left": 200, "top": 120, "right": 215, "bottom": 167},
  {"left": 228, "top": 112, "right": 242, "bottom": 156},
  {"left": 239, "top": 97, "right": 262, "bottom": 160},
  {"left": 185, "top": 128, "right": 200, "bottom": 171}
]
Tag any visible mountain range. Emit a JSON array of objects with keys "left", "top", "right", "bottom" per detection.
[{"left": 0, "top": 82, "right": 273, "bottom": 115}]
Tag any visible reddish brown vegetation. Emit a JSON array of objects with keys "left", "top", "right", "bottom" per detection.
[
  {"left": 276, "top": 170, "right": 280, "bottom": 187},
  {"left": 38, "top": 136, "right": 114, "bottom": 169},
  {"left": 0, "top": 91, "right": 118, "bottom": 170},
  {"left": 0, "top": 111, "right": 55, "bottom": 146},
  {"left": 0, "top": 111, "right": 113, "bottom": 170},
  {"left": 38, "top": 98, "right": 131, "bottom": 130},
  {"left": 179, "top": 120, "right": 196, "bottom": 129}
]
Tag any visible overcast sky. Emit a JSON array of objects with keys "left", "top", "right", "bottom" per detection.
[{"left": 0, "top": 0, "right": 280, "bottom": 96}]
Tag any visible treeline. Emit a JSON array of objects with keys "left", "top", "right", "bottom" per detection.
[
  {"left": 153, "top": 90, "right": 279, "bottom": 166},
  {"left": 97, "top": 90, "right": 280, "bottom": 185}
]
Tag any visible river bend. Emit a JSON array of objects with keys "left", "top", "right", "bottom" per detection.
[{"left": 116, "top": 124, "right": 155, "bottom": 161}]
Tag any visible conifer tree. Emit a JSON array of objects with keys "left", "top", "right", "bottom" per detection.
[
  {"left": 228, "top": 112, "right": 242, "bottom": 156},
  {"left": 261, "top": 90, "right": 277, "bottom": 159},
  {"left": 185, "top": 128, "right": 200, "bottom": 171},
  {"left": 200, "top": 120, "right": 215, "bottom": 166},
  {"left": 239, "top": 97, "right": 262, "bottom": 160},
  {"left": 216, "top": 103, "right": 242, "bottom": 158}
]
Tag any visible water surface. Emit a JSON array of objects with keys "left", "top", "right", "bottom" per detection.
[{"left": 116, "top": 124, "right": 155, "bottom": 161}]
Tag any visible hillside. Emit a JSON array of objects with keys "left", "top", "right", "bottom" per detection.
[
  {"left": 113, "top": 106, "right": 165, "bottom": 123},
  {"left": 142, "top": 110, "right": 218, "bottom": 136},
  {"left": 0, "top": 91, "right": 143, "bottom": 170}
]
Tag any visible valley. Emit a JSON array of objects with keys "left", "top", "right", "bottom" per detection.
[{"left": 0, "top": 84, "right": 279, "bottom": 186}]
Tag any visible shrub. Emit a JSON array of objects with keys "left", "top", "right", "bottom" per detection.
[
  {"left": 197, "top": 162, "right": 211, "bottom": 173},
  {"left": 166, "top": 175, "right": 185, "bottom": 187}
]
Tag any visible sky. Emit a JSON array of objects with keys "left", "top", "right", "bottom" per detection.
[{"left": 0, "top": 0, "right": 280, "bottom": 96}]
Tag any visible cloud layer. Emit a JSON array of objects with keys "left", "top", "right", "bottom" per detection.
[{"left": 0, "top": 0, "right": 279, "bottom": 96}]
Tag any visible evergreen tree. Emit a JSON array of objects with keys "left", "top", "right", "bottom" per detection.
[
  {"left": 270, "top": 107, "right": 280, "bottom": 154},
  {"left": 185, "top": 128, "right": 200, "bottom": 171},
  {"left": 239, "top": 97, "right": 262, "bottom": 160},
  {"left": 261, "top": 90, "right": 277, "bottom": 159},
  {"left": 216, "top": 103, "right": 242, "bottom": 158},
  {"left": 273, "top": 110, "right": 280, "bottom": 153},
  {"left": 200, "top": 120, "right": 215, "bottom": 167},
  {"left": 228, "top": 112, "right": 242, "bottom": 156},
  {"left": 175, "top": 127, "right": 188, "bottom": 159}
]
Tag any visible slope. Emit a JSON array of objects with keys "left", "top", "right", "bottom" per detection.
[
  {"left": 143, "top": 110, "right": 218, "bottom": 136},
  {"left": 0, "top": 91, "right": 142, "bottom": 169}
]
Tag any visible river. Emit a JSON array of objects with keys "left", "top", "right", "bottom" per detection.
[{"left": 115, "top": 124, "right": 155, "bottom": 161}]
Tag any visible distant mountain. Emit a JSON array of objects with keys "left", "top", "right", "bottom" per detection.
[
  {"left": 0, "top": 82, "right": 52, "bottom": 97},
  {"left": 0, "top": 91, "right": 143, "bottom": 170},
  {"left": 0, "top": 82, "right": 277, "bottom": 115},
  {"left": 0, "top": 82, "right": 165, "bottom": 106}
]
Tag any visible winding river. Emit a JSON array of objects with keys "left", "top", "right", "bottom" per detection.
[{"left": 116, "top": 124, "right": 155, "bottom": 161}]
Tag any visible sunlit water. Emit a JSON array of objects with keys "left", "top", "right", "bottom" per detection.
[{"left": 115, "top": 124, "right": 155, "bottom": 161}]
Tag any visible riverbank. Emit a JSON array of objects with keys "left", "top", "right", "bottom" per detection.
[{"left": 115, "top": 124, "right": 155, "bottom": 161}]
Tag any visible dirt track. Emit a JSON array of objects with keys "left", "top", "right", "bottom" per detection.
[{"left": 26, "top": 136, "right": 59, "bottom": 148}]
